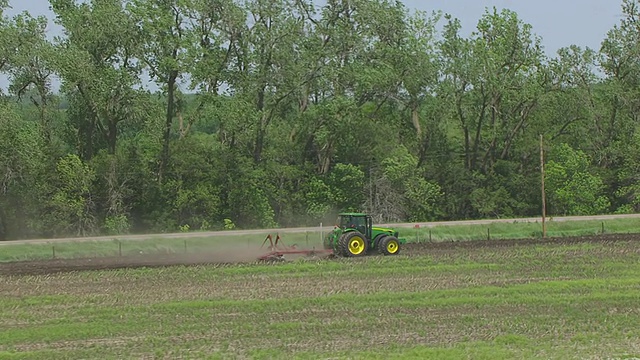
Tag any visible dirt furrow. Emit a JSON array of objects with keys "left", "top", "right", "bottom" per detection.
[{"left": 0, "top": 233, "right": 638, "bottom": 276}]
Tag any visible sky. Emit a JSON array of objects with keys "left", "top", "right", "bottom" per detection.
[{"left": 1, "top": 0, "right": 625, "bottom": 91}]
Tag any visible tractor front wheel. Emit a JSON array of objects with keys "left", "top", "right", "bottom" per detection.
[
  {"left": 378, "top": 236, "right": 400, "bottom": 256},
  {"left": 338, "top": 232, "right": 369, "bottom": 257}
]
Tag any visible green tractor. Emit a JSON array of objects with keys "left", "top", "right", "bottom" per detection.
[{"left": 323, "top": 212, "right": 407, "bottom": 257}]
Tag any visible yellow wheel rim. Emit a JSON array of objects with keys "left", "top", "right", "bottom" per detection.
[
  {"left": 386, "top": 240, "right": 399, "bottom": 254},
  {"left": 348, "top": 236, "right": 366, "bottom": 255}
]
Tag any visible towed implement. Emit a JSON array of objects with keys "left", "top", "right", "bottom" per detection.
[{"left": 258, "top": 234, "right": 333, "bottom": 261}]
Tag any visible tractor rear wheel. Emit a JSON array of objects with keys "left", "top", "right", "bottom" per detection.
[
  {"left": 338, "top": 232, "right": 369, "bottom": 257},
  {"left": 378, "top": 236, "right": 400, "bottom": 256}
]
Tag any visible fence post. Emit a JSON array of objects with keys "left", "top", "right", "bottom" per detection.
[
  {"left": 184, "top": 239, "right": 187, "bottom": 253},
  {"left": 52, "top": 246, "right": 56, "bottom": 259},
  {"left": 429, "top": 229, "right": 432, "bottom": 242},
  {"left": 119, "top": 241, "right": 122, "bottom": 257},
  {"left": 306, "top": 231, "right": 309, "bottom": 246},
  {"left": 601, "top": 221, "right": 605, "bottom": 235},
  {"left": 487, "top": 228, "right": 491, "bottom": 241}
]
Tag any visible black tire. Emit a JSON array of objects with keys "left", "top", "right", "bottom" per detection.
[
  {"left": 378, "top": 236, "right": 400, "bottom": 256},
  {"left": 372, "top": 234, "right": 387, "bottom": 250},
  {"left": 333, "top": 234, "right": 346, "bottom": 257},
  {"left": 338, "top": 231, "right": 369, "bottom": 257}
]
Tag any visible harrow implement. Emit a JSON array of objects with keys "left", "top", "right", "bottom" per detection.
[{"left": 258, "top": 234, "right": 333, "bottom": 261}]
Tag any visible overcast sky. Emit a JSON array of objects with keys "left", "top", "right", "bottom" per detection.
[{"left": 1, "top": 0, "right": 625, "bottom": 91}]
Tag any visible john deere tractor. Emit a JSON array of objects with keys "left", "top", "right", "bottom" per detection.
[{"left": 323, "top": 213, "right": 406, "bottom": 257}]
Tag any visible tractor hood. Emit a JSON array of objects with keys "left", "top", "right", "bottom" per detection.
[{"left": 372, "top": 226, "right": 395, "bottom": 233}]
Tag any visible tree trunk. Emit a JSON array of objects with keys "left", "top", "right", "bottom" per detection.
[
  {"left": 0, "top": 208, "right": 6, "bottom": 241},
  {"left": 83, "top": 116, "right": 95, "bottom": 161},
  {"left": 108, "top": 119, "right": 117, "bottom": 155},
  {"left": 253, "top": 84, "right": 267, "bottom": 163},
  {"left": 159, "top": 70, "right": 178, "bottom": 183},
  {"left": 411, "top": 104, "right": 422, "bottom": 137}
]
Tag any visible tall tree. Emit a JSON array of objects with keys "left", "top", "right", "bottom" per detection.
[
  {"left": 181, "top": 0, "right": 247, "bottom": 140},
  {"left": 597, "top": 0, "right": 640, "bottom": 166},
  {"left": 600, "top": 0, "right": 640, "bottom": 209},
  {"left": 0, "top": 0, "right": 12, "bottom": 82},
  {"left": 230, "top": 0, "right": 310, "bottom": 164},
  {"left": 6, "top": 12, "right": 56, "bottom": 137},
  {"left": 128, "top": 0, "right": 189, "bottom": 182},
  {"left": 0, "top": 102, "right": 46, "bottom": 240},
  {"left": 50, "top": 0, "right": 145, "bottom": 159}
]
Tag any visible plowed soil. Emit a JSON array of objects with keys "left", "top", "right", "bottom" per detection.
[
  {"left": 1, "top": 233, "right": 638, "bottom": 276},
  {"left": 2, "top": 232, "right": 640, "bottom": 359}
]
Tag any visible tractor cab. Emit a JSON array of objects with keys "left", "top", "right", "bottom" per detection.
[{"left": 337, "top": 213, "right": 372, "bottom": 240}]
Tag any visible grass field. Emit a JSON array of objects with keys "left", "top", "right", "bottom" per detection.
[
  {"left": 1, "top": 236, "right": 640, "bottom": 359},
  {"left": 2, "top": 217, "right": 640, "bottom": 263}
]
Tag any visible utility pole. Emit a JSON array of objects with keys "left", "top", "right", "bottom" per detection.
[{"left": 540, "top": 134, "right": 547, "bottom": 238}]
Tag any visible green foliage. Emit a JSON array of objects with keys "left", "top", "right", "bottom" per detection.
[
  {"left": 545, "top": 144, "right": 611, "bottom": 215},
  {"left": 103, "top": 214, "right": 131, "bottom": 235},
  {"left": 42, "top": 154, "right": 97, "bottom": 237},
  {"left": 382, "top": 146, "right": 418, "bottom": 186},
  {"left": 303, "top": 177, "right": 333, "bottom": 218},
  {"left": 404, "top": 177, "right": 444, "bottom": 221},
  {"left": 150, "top": 133, "right": 225, "bottom": 231},
  {"left": 223, "top": 218, "right": 236, "bottom": 230},
  {"left": 327, "top": 163, "right": 366, "bottom": 212},
  {"left": 0, "top": 104, "right": 43, "bottom": 188},
  {"left": 226, "top": 162, "right": 278, "bottom": 229},
  {"left": 49, "top": 0, "right": 147, "bottom": 158},
  {"left": 0, "top": 103, "right": 46, "bottom": 239},
  {"left": 1, "top": 0, "right": 640, "bottom": 239},
  {"left": 615, "top": 130, "right": 640, "bottom": 211},
  {"left": 469, "top": 186, "right": 512, "bottom": 219},
  {"left": 374, "top": 146, "right": 443, "bottom": 221}
]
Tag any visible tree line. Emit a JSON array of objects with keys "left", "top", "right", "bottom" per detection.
[{"left": 0, "top": 0, "right": 639, "bottom": 240}]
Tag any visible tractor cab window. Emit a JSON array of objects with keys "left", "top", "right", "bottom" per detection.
[{"left": 339, "top": 215, "right": 366, "bottom": 231}]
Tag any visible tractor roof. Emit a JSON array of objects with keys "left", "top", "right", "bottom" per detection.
[{"left": 338, "top": 212, "right": 368, "bottom": 216}]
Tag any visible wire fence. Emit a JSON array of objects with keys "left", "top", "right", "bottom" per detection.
[{"left": 3, "top": 220, "right": 640, "bottom": 262}]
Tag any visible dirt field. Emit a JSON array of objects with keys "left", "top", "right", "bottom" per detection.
[
  {"left": 1, "top": 233, "right": 637, "bottom": 276},
  {"left": 2, "top": 233, "right": 640, "bottom": 359}
]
